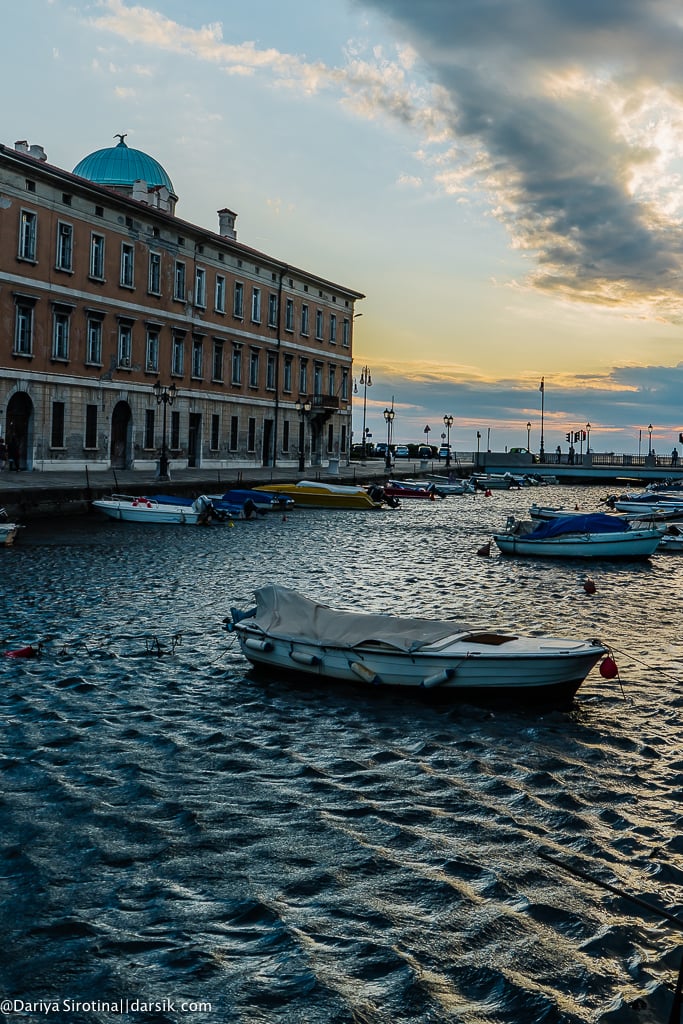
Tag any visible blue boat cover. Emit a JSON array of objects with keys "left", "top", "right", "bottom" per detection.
[{"left": 527, "top": 513, "right": 630, "bottom": 539}]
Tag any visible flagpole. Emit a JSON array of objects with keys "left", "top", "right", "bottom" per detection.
[{"left": 539, "top": 377, "right": 545, "bottom": 462}]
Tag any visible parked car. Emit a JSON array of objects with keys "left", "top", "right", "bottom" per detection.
[
  {"left": 394, "top": 445, "right": 410, "bottom": 458},
  {"left": 418, "top": 445, "right": 433, "bottom": 459},
  {"left": 375, "top": 442, "right": 388, "bottom": 456},
  {"left": 438, "top": 445, "right": 451, "bottom": 459}
]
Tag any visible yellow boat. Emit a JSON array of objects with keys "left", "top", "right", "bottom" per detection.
[{"left": 253, "top": 480, "right": 384, "bottom": 510}]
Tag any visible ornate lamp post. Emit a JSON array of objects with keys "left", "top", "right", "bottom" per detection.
[
  {"left": 153, "top": 380, "right": 177, "bottom": 481},
  {"left": 476, "top": 430, "right": 481, "bottom": 467},
  {"left": 383, "top": 407, "right": 395, "bottom": 471},
  {"left": 586, "top": 422, "right": 591, "bottom": 452},
  {"left": 353, "top": 366, "right": 372, "bottom": 461},
  {"left": 443, "top": 414, "right": 453, "bottom": 469},
  {"left": 648, "top": 423, "right": 653, "bottom": 455},
  {"left": 295, "top": 400, "right": 312, "bottom": 472},
  {"left": 526, "top": 421, "right": 531, "bottom": 451}
]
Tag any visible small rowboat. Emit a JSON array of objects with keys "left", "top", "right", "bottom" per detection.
[{"left": 226, "top": 585, "right": 610, "bottom": 707}]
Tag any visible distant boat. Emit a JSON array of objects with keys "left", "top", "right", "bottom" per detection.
[
  {"left": 226, "top": 585, "right": 610, "bottom": 707},
  {"left": 493, "top": 513, "right": 661, "bottom": 560},
  {"left": 253, "top": 480, "right": 385, "bottom": 510}
]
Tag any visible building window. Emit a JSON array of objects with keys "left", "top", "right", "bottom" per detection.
[
  {"left": 170, "top": 410, "right": 180, "bottom": 450},
  {"left": 315, "top": 309, "right": 324, "bottom": 341},
  {"left": 90, "top": 233, "right": 105, "bottom": 279},
  {"left": 86, "top": 317, "right": 103, "bottom": 365},
  {"left": 52, "top": 308, "right": 70, "bottom": 361},
  {"left": 268, "top": 293, "right": 278, "bottom": 327},
  {"left": 330, "top": 314, "right": 337, "bottom": 344},
  {"left": 251, "top": 287, "right": 261, "bottom": 324},
  {"left": 234, "top": 281, "right": 244, "bottom": 318},
  {"left": 341, "top": 368, "right": 349, "bottom": 401},
  {"left": 14, "top": 301, "right": 34, "bottom": 356},
  {"left": 210, "top": 414, "right": 220, "bottom": 451},
  {"left": 172, "top": 335, "right": 184, "bottom": 376},
  {"left": 299, "top": 358, "right": 308, "bottom": 395},
  {"left": 285, "top": 298, "right": 294, "bottom": 332},
  {"left": 146, "top": 328, "right": 159, "bottom": 373},
  {"left": 120, "top": 242, "right": 135, "bottom": 288},
  {"left": 342, "top": 318, "right": 350, "bottom": 347},
  {"left": 266, "top": 352, "right": 276, "bottom": 391},
  {"left": 56, "top": 222, "right": 73, "bottom": 272},
  {"left": 229, "top": 415, "right": 239, "bottom": 451},
  {"left": 174, "top": 260, "right": 186, "bottom": 301},
  {"left": 314, "top": 363, "right": 323, "bottom": 397},
  {"left": 215, "top": 275, "right": 226, "bottom": 313},
  {"left": 212, "top": 340, "right": 224, "bottom": 382},
  {"left": 282, "top": 420, "right": 290, "bottom": 452},
  {"left": 85, "top": 404, "right": 98, "bottom": 449},
  {"left": 283, "top": 356, "right": 292, "bottom": 393},
  {"left": 301, "top": 304, "right": 309, "bottom": 336},
  {"left": 341, "top": 424, "right": 347, "bottom": 455},
  {"left": 195, "top": 267, "right": 206, "bottom": 308},
  {"left": 247, "top": 417, "right": 256, "bottom": 452},
  {"left": 144, "top": 408, "right": 155, "bottom": 449},
  {"left": 148, "top": 252, "right": 161, "bottom": 295},
  {"left": 191, "top": 337, "right": 203, "bottom": 379},
  {"left": 19, "top": 210, "right": 37, "bottom": 261},
  {"left": 231, "top": 345, "right": 242, "bottom": 385},
  {"left": 118, "top": 323, "right": 132, "bottom": 368},
  {"left": 327, "top": 423, "right": 334, "bottom": 453},
  {"left": 249, "top": 349, "right": 260, "bottom": 388},
  {"left": 328, "top": 366, "right": 336, "bottom": 396},
  {"left": 51, "top": 402, "right": 65, "bottom": 448}
]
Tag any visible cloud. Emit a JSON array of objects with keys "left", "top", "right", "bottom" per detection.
[{"left": 349, "top": 0, "right": 683, "bottom": 315}]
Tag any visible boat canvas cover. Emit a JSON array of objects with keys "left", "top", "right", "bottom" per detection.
[
  {"left": 248, "top": 585, "right": 469, "bottom": 653},
  {"left": 527, "top": 513, "right": 630, "bottom": 540}
]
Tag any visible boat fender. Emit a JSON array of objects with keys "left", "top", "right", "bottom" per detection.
[
  {"left": 244, "top": 637, "right": 273, "bottom": 653},
  {"left": 485, "top": 489, "right": 492, "bottom": 497},
  {"left": 133, "top": 497, "right": 153, "bottom": 508},
  {"left": 350, "top": 661, "right": 380, "bottom": 684},
  {"left": 584, "top": 578, "right": 597, "bottom": 595},
  {"left": 421, "top": 667, "right": 455, "bottom": 688},
  {"left": 599, "top": 655, "right": 619, "bottom": 679},
  {"left": 289, "top": 650, "right": 320, "bottom": 666}
]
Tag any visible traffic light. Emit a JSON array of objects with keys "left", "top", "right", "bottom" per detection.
[
  {"left": 565, "top": 432, "right": 571, "bottom": 442},
  {"left": 581, "top": 430, "right": 587, "bottom": 440},
  {"left": 574, "top": 431, "right": 581, "bottom": 442},
  {"left": 679, "top": 432, "right": 683, "bottom": 444}
]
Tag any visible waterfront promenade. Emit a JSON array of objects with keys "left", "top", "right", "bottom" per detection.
[{"left": 1, "top": 450, "right": 680, "bottom": 520}]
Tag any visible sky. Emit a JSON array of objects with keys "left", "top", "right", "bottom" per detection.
[{"left": 6, "top": 0, "right": 683, "bottom": 454}]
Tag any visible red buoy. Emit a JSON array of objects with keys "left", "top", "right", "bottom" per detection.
[
  {"left": 477, "top": 542, "right": 491, "bottom": 557},
  {"left": 599, "top": 656, "right": 619, "bottom": 679},
  {"left": 584, "top": 578, "right": 597, "bottom": 595},
  {"left": 4, "top": 644, "right": 40, "bottom": 659}
]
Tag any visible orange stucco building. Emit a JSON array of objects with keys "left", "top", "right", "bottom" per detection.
[{"left": 0, "top": 136, "right": 363, "bottom": 473}]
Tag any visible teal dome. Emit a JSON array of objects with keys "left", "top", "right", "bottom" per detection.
[{"left": 73, "top": 136, "right": 176, "bottom": 195}]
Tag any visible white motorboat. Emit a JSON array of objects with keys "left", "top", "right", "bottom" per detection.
[
  {"left": 471, "top": 473, "right": 520, "bottom": 491},
  {"left": 493, "top": 513, "right": 661, "bottom": 560},
  {"left": 424, "top": 476, "right": 476, "bottom": 495},
  {"left": 92, "top": 493, "right": 213, "bottom": 524},
  {"left": 226, "top": 585, "right": 610, "bottom": 707}
]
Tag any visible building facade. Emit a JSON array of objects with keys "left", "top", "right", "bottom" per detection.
[{"left": 0, "top": 137, "right": 363, "bottom": 473}]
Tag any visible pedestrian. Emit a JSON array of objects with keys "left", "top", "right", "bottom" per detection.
[
  {"left": 555, "top": 444, "right": 561, "bottom": 463},
  {"left": 672, "top": 447, "right": 679, "bottom": 466},
  {"left": 568, "top": 444, "right": 575, "bottom": 465},
  {"left": 0, "top": 438, "right": 6, "bottom": 471}
]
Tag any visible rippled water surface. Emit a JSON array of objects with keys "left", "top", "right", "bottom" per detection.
[{"left": 2, "top": 484, "right": 683, "bottom": 1023}]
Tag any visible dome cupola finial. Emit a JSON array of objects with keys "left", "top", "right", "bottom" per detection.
[{"left": 114, "top": 133, "right": 128, "bottom": 146}]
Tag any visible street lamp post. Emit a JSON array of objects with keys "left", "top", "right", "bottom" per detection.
[
  {"left": 153, "top": 380, "right": 177, "bottom": 481},
  {"left": 383, "top": 407, "right": 395, "bottom": 471},
  {"left": 295, "top": 400, "right": 312, "bottom": 472},
  {"left": 648, "top": 423, "right": 653, "bottom": 455},
  {"left": 539, "top": 377, "right": 545, "bottom": 462},
  {"left": 586, "top": 422, "right": 591, "bottom": 454},
  {"left": 526, "top": 421, "right": 531, "bottom": 451},
  {"left": 354, "top": 366, "right": 372, "bottom": 461},
  {"left": 443, "top": 414, "right": 453, "bottom": 469},
  {"left": 476, "top": 431, "right": 481, "bottom": 467}
]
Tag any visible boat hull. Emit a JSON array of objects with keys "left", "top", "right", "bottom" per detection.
[
  {"left": 232, "top": 628, "right": 606, "bottom": 707},
  {"left": 254, "top": 482, "right": 382, "bottom": 509},
  {"left": 493, "top": 529, "right": 660, "bottom": 559},
  {"left": 92, "top": 497, "right": 206, "bottom": 524}
]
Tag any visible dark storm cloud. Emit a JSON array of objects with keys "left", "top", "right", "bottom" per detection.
[{"left": 355, "top": 0, "right": 683, "bottom": 306}]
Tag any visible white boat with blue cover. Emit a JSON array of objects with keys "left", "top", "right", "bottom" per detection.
[
  {"left": 493, "top": 513, "right": 661, "bottom": 560},
  {"left": 226, "top": 585, "right": 610, "bottom": 707}
]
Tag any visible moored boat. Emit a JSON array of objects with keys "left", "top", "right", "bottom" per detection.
[
  {"left": 384, "top": 480, "right": 441, "bottom": 500},
  {"left": 92, "top": 494, "right": 214, "bottom": 524},
  {"left": 253, "top": 480, "right": 385, "bottom": 510},
  {"left": 493, "top": 513, "right": 661, "bottom": 560},
  {"left": 226, "top": 585, "right": 610, "bottom": 707}
]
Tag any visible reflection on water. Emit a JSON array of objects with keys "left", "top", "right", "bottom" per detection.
[{"left": 1, "top": 484, "right": 683, "bottom": 1023}]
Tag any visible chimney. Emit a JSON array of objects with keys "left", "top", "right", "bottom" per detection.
[
  {"left": 218, "top": 208, "right": 237, "bottom": 240},
  {"left": 29, "top": 145, "right": 47, "bottom": 162},
  {"left": 14, "top": 140, "right": 29, "bottom": 154}
]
